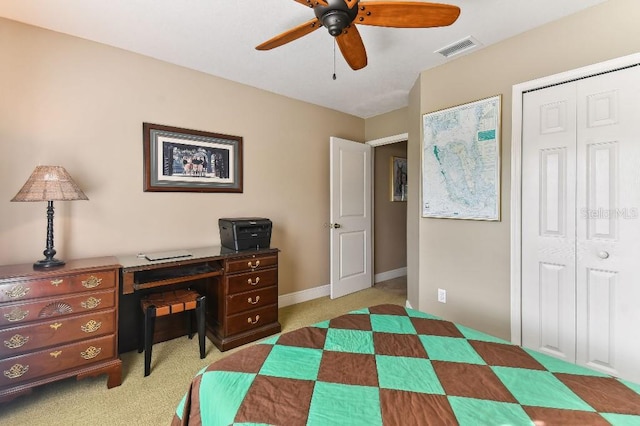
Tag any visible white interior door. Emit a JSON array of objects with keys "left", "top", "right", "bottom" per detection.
[
  {"left": 521, "top": 81, "right": 578, "bottom": 363},
  {"left": 330, "top": 136, "right": 372, "bottom": 299},
  {"left": 574, "top": 66, "right": 640, "bottom": 381},
  {"left": 521, "top": 65, "right": 640, "bottom": 383}
]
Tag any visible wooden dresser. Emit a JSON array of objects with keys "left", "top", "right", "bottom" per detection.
[
  {"left": 0, "top": 257, "right": 122, "bottom": 403},
  {"left": 118, "top": 247, "right": 281, "bottom": 353}
]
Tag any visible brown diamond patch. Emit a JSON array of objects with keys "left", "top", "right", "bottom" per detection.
[
  {"left": 470, "top": 340, "right": 546, "bottom": 370},
  {"left": 432, "top": 360, "right": 517, "bottom": 403},
  {"left": 206, "top": 344, "right": 272, "bottom": 373},
  {"left": 235, "top": 375, "right": 314, "bottom": 426},
  {"left": 555, "top": 374, "right": 640, "bottom": 415},
  {"left": 317, "top": 351, "right": 378, "bottom": 387},
  {"left": 410, "top": 317, "right": 464, "bottom": 338},
  {"left": 369, "top": 304, "right": 407, "bottom": 316},
  {"left": 276, "top": 326, "right": 327, "bottom": 349},
  {"left": 329, "top": 313, "right": 372, "bottom": 331},
  {"left": 380, "top": 389, "right": 457, "bottom": 426},
  {"left": 523, "top": 406, "right": 610, "bottom": 426},
  {"left": 373, "top": 332, "right": 428, "bottom": 358}
]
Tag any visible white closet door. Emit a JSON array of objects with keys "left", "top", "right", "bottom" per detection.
[
  {"left": 522, "top": 82, "right": 578, "bottom": 362},
  {"left": 575, "top": 66, "right": 640, "bottom": 383}
]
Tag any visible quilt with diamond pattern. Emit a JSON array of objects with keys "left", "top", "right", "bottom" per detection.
[{"left": 172, "top": 304, "right": 640, "bottom": 425}]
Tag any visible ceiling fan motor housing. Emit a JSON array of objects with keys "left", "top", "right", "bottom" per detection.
[{"left": 315, "top": 0, "right": 359, "bottom": 36}]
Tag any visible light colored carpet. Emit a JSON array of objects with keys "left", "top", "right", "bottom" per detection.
[{"left": 0, "top": 284, "right": 405, "bottom": 425}]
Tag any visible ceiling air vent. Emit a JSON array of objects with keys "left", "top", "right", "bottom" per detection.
[{"left": 435, "top": 36, "right": 481, "bottom": 58}]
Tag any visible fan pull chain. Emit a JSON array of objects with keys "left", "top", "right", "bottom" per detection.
[{"left": 332, "top": 39, "right": 337, "bottom": 80}]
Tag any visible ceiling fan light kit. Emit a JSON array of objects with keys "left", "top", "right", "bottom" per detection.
[{"left": 257, "top": 0, "right": 461, "bottom": 70}]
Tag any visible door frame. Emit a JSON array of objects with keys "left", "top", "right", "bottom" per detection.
[{"left": 510, "top": 53, "right": 640, "bottom": 344}]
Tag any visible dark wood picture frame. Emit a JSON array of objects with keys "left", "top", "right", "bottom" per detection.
[{"left": 143, "top": 123, "right": 243, "bottom": 193}]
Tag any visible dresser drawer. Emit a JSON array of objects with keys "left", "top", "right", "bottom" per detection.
[
  {"left": 226, "top": 305, "right": 278, "bottom": 336},
  {"left": 226, "top": 269, "right": 278, "bottom": 295},
  {"left": 226, "top": 287, "right": 278, "bottom": 316},
  {"left": 0, "top": 289, "right": 116, "bottom": 327},
  {"left": 225, "top": 254, "right": 278, "bottom": 274},
  {"left": 0, "top": 270, "right": 116, "bottom": 303},
  {"left": 0, "top": 309, "right": 116, "bottom": 357},
  {"left": 0, "top": 334, "right": 116, "bottom": 388}
]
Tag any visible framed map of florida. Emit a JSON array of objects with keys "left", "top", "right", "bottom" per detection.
[{"left": 422, "top": 95, "right": 501, "bottom": 220}]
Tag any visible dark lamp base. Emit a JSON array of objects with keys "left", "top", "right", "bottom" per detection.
[{"left": 33, "top": 258, "right": 66, "bottom": 269}]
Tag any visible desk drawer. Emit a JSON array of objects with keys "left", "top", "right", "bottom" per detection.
[
  {"left": 226, "top": 287, "right": 278, "bottom": 316},
  {"left": 226, "top": 305, "right": 278, "bottom": 336},
  {"left": 0, "top": 334, "right": 116, "bottom": 388},
  {"left": 0, "top": 290, "right": 116, "bottom": 327},
  {"left": 225, "top": 255, "right": 278, "bottom": 274},
  {"left": 226, "top": 269, "right": 277, "bottom": 295},
  {"left": 0, "top": 309, "right": 116, "bottom": 357},
  {"left": 0, "top": 271, "right": 116, "bottom": 303}
]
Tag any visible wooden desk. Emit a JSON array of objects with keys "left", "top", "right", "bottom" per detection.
[{"left": 118, "top": 246, "right": 281, "bottom": 353}]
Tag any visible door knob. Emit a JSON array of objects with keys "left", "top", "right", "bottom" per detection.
[
  {"left": 330, "top": 223, "right": 342, "bottom": 229},
  {"left": 598, "top": 251, "right": 610, "bottom": 259}
]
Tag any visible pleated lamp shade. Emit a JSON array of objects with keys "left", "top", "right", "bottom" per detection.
[{"left": 11, "top": 166, "right": 88, "bottom": 202}]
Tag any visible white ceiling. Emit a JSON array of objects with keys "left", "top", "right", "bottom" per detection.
[{"left": 0, "top": 0, "right": 608, "bottom": 118}]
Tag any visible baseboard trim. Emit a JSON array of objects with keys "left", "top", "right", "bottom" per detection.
[
  {"left": 374, "top": 267, "right": 407, "bottom": 283},
  {"left": 279, "top": 284, "right": 330, "bottom": 308}
]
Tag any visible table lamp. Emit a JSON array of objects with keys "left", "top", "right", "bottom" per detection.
[{"left": 11, "top": 165, "right": 88, "bottom": 269}]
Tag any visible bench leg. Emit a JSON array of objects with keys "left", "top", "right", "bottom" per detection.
[
  {"left": 197, "top": 295, "right": 206, "bottom": 359},
  {"left": 144, "top": 306, "right": 156, "bottom": 377}
]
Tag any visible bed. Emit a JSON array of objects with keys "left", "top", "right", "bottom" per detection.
[{"left": 172, "top": 304, "right": 640, "bottom": 425}]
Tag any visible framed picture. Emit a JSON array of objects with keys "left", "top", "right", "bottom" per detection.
[
  {"left": 143, "top": 123, "right": 243, "bottom": 193},
  {"left": 422, "top": 95, "right": 501, "bottom": 220},
  {"left": 390, "top": 156, "right": 407, "bottom": 202}
]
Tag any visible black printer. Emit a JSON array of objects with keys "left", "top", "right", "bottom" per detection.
[{"left": 218, "top": 217, "right": 272, "bottom": 251}]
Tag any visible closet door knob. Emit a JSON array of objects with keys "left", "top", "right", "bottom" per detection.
[{"left": 598, "top": 251, "right": 610, "bottom": 259}]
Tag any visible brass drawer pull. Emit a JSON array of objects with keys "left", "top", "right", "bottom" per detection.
[
  {"left": 50, "top": 350, "right": 62, "bottom": 358},
  {"left": 50, "top": 279, "right": 63, "bottom": 287},
  {"left": 81, "top": 346, "right": 101, "bottom": 360},
  {"left": 4, "top": 364, "right": 29, "bottom": 379},
  {"left": 5, "top": 307, "right": 29, "bottom": 322},
  {"left": 50, "top": 322, "right": 62, "bottom": 330},
  {"left": 248, "top": 296, "right": 260, "bottom": 305},
  {"left": 247, "top": 277, "right": 261, "bottom": 286},
  {"left": 81, "top": 297, "right": 101, "bottom": 309},
  {"left": 247, "top": 260, "right": 260, "bottom": 270},
  {"left": 4, "top": 284, "right": 30, "bottom": 299},
  {"left": 82, "top": 276, "right": 102, "bottom": 289},
  {"left": 4, "top": 334, "right": 30, "bottom": 349},
  {"left": 247, "top": 315, "right": 260, "bottom": 325},
  {"left": 81, "top": 320, "right": 102, "bottom": 333}
]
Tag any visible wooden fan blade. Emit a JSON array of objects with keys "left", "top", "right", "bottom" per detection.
[
  {"left": 293, "top": 0, "right": 328, "bottom": 7},
  {"left": 336, "top": 25, "right": 367, "bottom": 70},
  {"left": 356, "top": 2, "right": 461, "bottom": 28},
  {"left": 256, "top": 18, "right": 321, "bottom": 50}
]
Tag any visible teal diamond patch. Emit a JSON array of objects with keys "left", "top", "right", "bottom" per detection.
[
  {"left": 199, "top": 371, "right": 256, "bottom": 425},
  {"left": 448, "top": 396, "right": 532, "bottom": 426},
  {"left": 406, "top": 309, "right": 441, "bottom": 320},
  {"left": 370, "top": 314, "right": 417, "bottom": 334},
  {"left": 600, "top": 413, "right": 640, "bottom": 425},
  {"left": 492, "top": 367, "right": 594, "bottom": 411},
  {"left": 525, "top": 349, "right": 609, "bottom": 377},
  {"left": 376, "top": 355, "right": 444, "bottom": 394},
  {"left": 307, "top": 382, "right": 381, "bottom": 426},
  {"left": 419, "top": 335, "right": 486, "bottom": 365},
  {"left": 456, "top": 325, "right": 509, "bottom": 344},
  {"left": 259, "top": 345, "right": 322, "bottom": 380}
]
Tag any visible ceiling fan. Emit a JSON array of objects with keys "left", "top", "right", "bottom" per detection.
[{"left": 256, "top": 0, "right": 461, "bottom": 70}]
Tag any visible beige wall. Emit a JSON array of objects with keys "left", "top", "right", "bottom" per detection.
[
  {"left": 364, "top": 107, "right": 407, "bottom": 141},
  {"left": 373, "top": 142, "right": 407, "bottom": 275},
  {"left": 412, "top": 0, "right": 640, "bottom": 339},
  {"left": 0, "top": 18, "right": 364, "bottom": 296}
]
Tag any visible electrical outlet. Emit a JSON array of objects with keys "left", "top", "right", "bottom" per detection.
[{"left": 438, "top": 288, "right": 447, "bottom": 303}]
